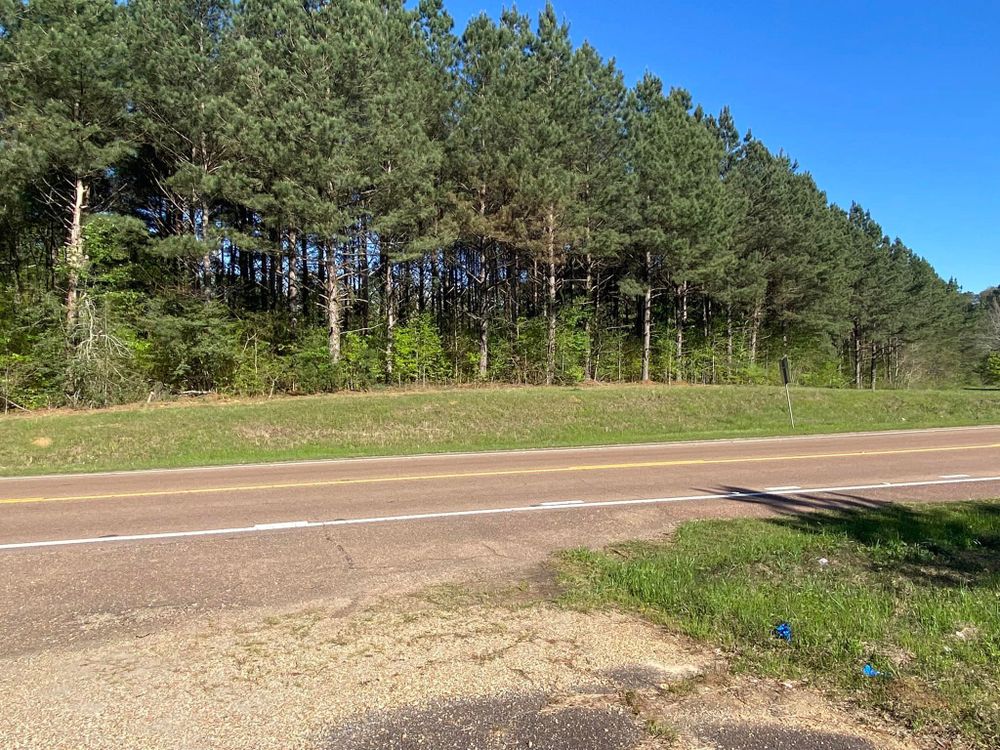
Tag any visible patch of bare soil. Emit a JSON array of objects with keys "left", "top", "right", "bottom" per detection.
[
  {"left": 0, "top": 590, "right": 927, "bottom": 750},
  {"left": 626, "top": 672, "right": 923, "bottom": 750}
]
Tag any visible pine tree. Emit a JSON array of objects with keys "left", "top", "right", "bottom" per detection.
[
  {"left": 630, "top": 79, "right": 732, "bottom": 380},
  {"left": 521, "top": 3, "right": 581, "bottom": 384},
  {"left": 0, "top": 0, "right": 131, "bottom": 326},
  {"left": 125, "top": 0, "right": 234, "bottom": 291},
  {"left": 449, "top": 9, "right": 534, "bottom": 377},
  {"left": 568, "top": 43, "right": 633, "bottom": 380}
]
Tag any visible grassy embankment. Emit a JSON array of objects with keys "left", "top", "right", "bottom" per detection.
[
  {"left": 559, "top": 501, "right": 1000, "bottom": 748},
  {"left": 1, "top": 384, "right": 999, "bottom": 476}
]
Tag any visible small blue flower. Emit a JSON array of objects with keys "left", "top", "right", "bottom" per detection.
[{"left": 773, "top": 622, "right": 793, "bottom": 642}]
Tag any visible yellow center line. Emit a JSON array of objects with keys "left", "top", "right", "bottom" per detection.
[{"left": 1, "top": 442, "right": 998, "bottom": 507}]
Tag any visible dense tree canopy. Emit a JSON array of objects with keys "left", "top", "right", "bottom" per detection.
[{"left": 0, "top": 0, "right": 989, "bottom": 408}]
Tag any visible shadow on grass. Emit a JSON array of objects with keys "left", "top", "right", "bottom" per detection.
[{"left": 711, "top": 487, "right": 1000, "bottom": 588}]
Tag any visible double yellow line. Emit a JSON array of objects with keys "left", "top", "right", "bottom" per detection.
[{"left": 2, "top": 442, "right": 998, "bottom": 507}]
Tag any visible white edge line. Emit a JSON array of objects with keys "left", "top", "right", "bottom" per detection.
[
  {"left": 2, "top": 476, "right": 999, "bottom": 553},
  {"left": 3, "top": 424, "right": 999, "bottom": 483},
  {"left": 940, "top": 474, "right": 971, "bottom": 479},
  {"left": 765, "top": 486, "right": 802, "bottom": 492}
]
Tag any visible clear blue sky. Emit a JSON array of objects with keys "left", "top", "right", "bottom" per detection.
[{"left": 441, "top": 0, "right": 999, "bottom": 293}]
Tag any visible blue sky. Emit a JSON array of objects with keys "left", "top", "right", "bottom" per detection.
[{"left": 441, "top": 0, "right": 999, "bottom": 292}]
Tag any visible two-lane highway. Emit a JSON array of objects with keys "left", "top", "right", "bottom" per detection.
[{"left": 2, "top": 426, "right": 999, "bottom": 655}]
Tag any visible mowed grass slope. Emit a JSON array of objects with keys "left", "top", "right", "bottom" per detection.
[
  {"left": 559, "top": 501, "right": 1000, "bottom": 748},
  {"left": 1, "top": 384, "right": 999, "bottom": 476}
]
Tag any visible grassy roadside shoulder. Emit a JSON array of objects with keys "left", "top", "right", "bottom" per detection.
[
  {"left": 1, "top": 384, "right": 999, "bottom": 476},
  {"left": 557, "top": 501, "right": 1000, "bottom": 749}
]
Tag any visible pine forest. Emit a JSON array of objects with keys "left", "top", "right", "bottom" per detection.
[{"left": 1, "top": 0, "right": 997, "bottom": 409}]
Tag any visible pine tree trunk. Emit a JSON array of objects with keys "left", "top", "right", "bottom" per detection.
[
  {"left": 584, "top": 252, "right": 594, "bottom": 381},
  {"left": 532, "top": 258, "right": 540, "bottom": 315},
  {"left": 383, "top": 245, "right": 395, "bottom": 381},
  {"left": 870, "top": 342, "right": 878, "bottom": 391},
  {"left": 65, "top": 177, "right": 89, "bottom": 328},
  {"left": 430, "top": 249, "right": 441, "bottom": 321},
  {"left": 201, "top": 202, "right": 213, "bottom": 296},
  {"left": 676, "top": 282, "right": 688, "bottom": 382},
  {"left": 726, "top": 306, "right": 734, "bottom": 372},
  {"left": 267, "top": 252, "right": 277, "bottom": 310},
  {"left": 300, "top": 235, "right": 310, "bottom": 322},
  {"left": 358, "top": 225, "right": 370, "bottom": 331},
  {"left": 287, "top": 229, "right": 300, "bottom": 322},
  {"left": 545, "top": 208, "right": 557, "bottom": 386},
  {"left": 749, "top": 300, "right": 762, "bottom": 366},
  {"left": 325, "top": 242, "right": 341, "bottom": 365},
  {"left": 478, "top": 238, "right": 489, "bottom": 379},
  {"left": 641, "top": 250, "right": 652, "bottom": 382},
  {"left": 854, "top": 325, "right": 863, "bottom": 389}
]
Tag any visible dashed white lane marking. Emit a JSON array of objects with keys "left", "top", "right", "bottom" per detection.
[
  {"left": 941, "top": 474, "right": 971, "bottom": 479},
  {"left": 765, "top": 486, "right": 802, "bottom": 492},
  {"left": 1, "top": 475, "right": 997, "bottom": 553},
  {"left": 538, "top": 500, "right": 587, "bottom": 507},
  {"left": 253, "top": 521, "right": 311, "bottom": 531}
]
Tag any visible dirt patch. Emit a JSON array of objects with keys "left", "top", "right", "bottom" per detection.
[
  {"left": 30, "top": 436, "right": 52, "bottom": 448},
  {"left": 636, "top": 674, "right": 922, "bottom": 750}
]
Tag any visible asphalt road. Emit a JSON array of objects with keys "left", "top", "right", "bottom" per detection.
[{"left": 2, "top": 425, "right": 999, "bottom": 656}]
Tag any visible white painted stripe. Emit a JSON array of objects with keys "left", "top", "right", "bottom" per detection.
[
  {"left": 253, "top": 521, "right": 310, "bottom": 531},
  {"left": 940, "top": 474, "right": 971, "bottom": 479},
  {"left": 765, "top": 486, "right": 801, "bottom": 492},
  {"left": 3, "top": 424, "right": 998, "bottom": 483},
  {"left": 539, "top": 500, "right": 586, "bottom": 507},
  {"left": 2, "top": 475, "right": 999, "bottom": 553}
]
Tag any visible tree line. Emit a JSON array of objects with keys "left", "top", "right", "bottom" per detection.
[{"left": 0, "top": 0, "right": 992, "bottom": 408}]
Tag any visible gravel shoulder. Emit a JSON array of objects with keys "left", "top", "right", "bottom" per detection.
[{"left": 2, "top": 577, "right": 927, "bottom": 750}]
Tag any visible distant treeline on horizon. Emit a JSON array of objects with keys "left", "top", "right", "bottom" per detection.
[{"left": 1, "top": 1, "right": 996, "bottom": 409}]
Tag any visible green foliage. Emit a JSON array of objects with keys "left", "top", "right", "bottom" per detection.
[
  {"left": 337, "top": 332, "right": 385, "bottom": 391},
  {"left": 392, "top": 314, "right": 449, "bottom": 384},
  {"left": 0, "top": 291, "right": 68, "bottom": 408},
  {"left": 986, "top": 353, "right": 1000, "bottom": 385},
  {"left": 142, "top": 297, "right": 237, "bottom": 392},
  {"left": 551, "top": 304, "right": 590, "bottom": 384}
]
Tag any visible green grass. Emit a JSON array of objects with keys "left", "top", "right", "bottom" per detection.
[
  {"left": 1, "top": 384, "right": 999, "bottom": 476},
  {"left": 558, "top": 501, "right": 1000, "bottom": 748}
]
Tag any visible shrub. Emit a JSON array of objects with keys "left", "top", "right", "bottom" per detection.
[
  {"left": 142, "top": 297, "right": 238, "bottom": 392},
  {"left": 986, "top": 352, "right": 1000, "bottom": 385},
  {"left": 392, "top": 313, "right": 449, "bottom": 384},
  {"left": 66, "top": 297, "right": 148, "bottom": 407}
]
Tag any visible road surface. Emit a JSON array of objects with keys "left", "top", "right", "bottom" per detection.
[{"left": 2, "top": 425, "right": 999, "bottom": 656}]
